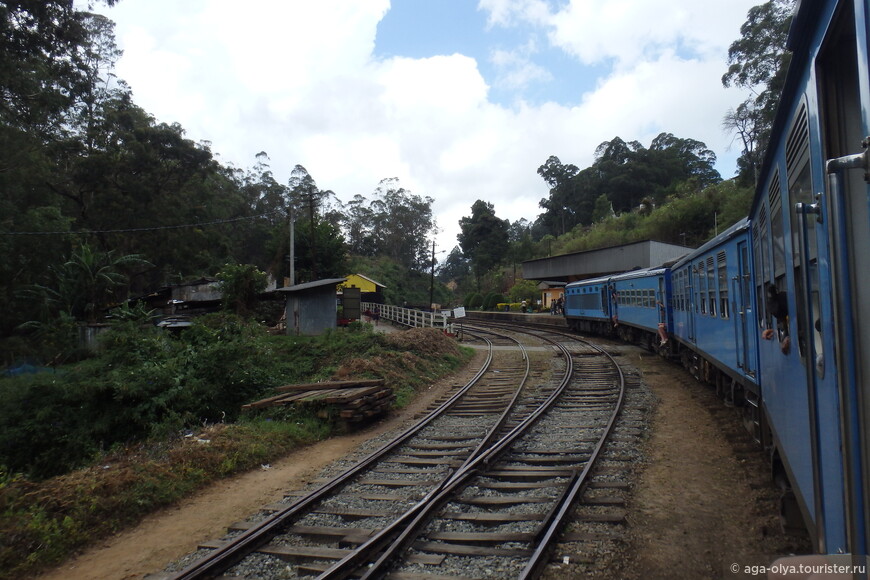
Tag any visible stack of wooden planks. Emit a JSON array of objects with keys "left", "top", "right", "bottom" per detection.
[{"left": 242, "top": 379, "right": 394, "bottom": 427}]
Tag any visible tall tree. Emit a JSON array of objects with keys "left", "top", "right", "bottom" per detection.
[
  {"left": 439, "top": 245, "right": 470, "bottom": 286},
  {"left": 536, "top": 156, "right": 582, "bottom": 236},
  {"left": 368, "top": 178, "right": 435, "bottom": 272},
  {"left": 344, "top": 193, "right": 377, "bottom": 257},
  {"left": 289, "top": 165, "right": 335, "bottom": 280},
  {"left": 458, "top": 200, "right": 509, "bottom": 290},
  {"left": 722, "top": 0, "right": 795, "bottom": 184}
]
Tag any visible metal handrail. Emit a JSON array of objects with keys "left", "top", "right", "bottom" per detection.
[{"left": 362, "top": 302, "right": 453, "bottom": 332}]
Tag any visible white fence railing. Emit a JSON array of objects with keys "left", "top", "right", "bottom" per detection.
[{"left": 362, "top": 302, "right": 454, "bottom": 332}]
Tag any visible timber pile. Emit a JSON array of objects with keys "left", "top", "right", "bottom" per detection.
[{"left": 242, "top": 379, "right": 394, "bottom": 427}]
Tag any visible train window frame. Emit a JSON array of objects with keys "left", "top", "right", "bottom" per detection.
[
  {"left": 675, "top": 272, "right": 681, "bottom": 311},
  {"left": 676, "top": 272, "right": 682, "bottom": 311},
  {"left": 707, "top": 256, "right": 716, "bottom": 317},
  {"left": 770, "top": 177, "right": 786, "bottom": 284},
  {"left": 699, "top": 262, "right": 707, "bottom": 315},
  {"left": 681, "top": 270, "right": 687, "bottom": 311},
  {"left": 718, "top": 251, "right": 729, "bottom": 319},
  {"left": 786, "top": 97, "right": 824, "bottom": 366},
  {"left": 755, "top": 173, "right": 778, "bottom": 331}
]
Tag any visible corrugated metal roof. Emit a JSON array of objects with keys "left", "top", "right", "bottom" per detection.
[{"left": 277, "top": 278, "right": 347, "bottom": 293}]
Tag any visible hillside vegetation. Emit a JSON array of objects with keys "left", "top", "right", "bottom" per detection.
[{"left": 0, "top": 319, "right": 470, "bottom": 578}]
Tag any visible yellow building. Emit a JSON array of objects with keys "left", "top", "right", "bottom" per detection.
[
  {"left": 538, "top": 281, "right": 565, "bottom": 310},
  {"left": 338, "top": 274, "right": 387, "bottom": 295}
]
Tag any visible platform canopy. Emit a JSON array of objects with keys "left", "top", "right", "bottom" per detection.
[{"left": 521, "top": 240, "right": 691, "bottom": 283}]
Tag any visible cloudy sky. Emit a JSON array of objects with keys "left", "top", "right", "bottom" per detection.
[{"left": 94, "top": 0, "right": 760, "bottom": 254}]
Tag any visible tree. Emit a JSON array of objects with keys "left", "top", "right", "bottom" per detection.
[
  {"left": 536, "top": 134, "right": 721, "bottom": 222},
  {"left": 367, "top": 178, "right": 435, "bottom": 272},
  {"left": 292, "top": 218, "right": 348, "bottom": 283},
  {"left": 458, "top": 200, "right": 510, "bottom": 290},
  {"left": 217, "top": 263, "right": 268, "bottom": 317},
  {"left": 1, "top": 2, "right": 116, "bottom": 133},
  {"left": 344, "top": 193, "right": 377, "bottom": 256},
  {"left": 722, "top": 0, "right": 795, "bottom": 183},
  {"left": 439, "top": 246, "right": 471, "bottom": 286},
  {"left": 29, "top": 243, "right": 150, "bottom": 323},
  {"left": 536, "top": 156, "right": 583, "bottom": 236},
  {"left": 341, "top": 177, "right": 435, "bottom": 272},
  {"left": 592, "top": 194, "right": 614, "bottom": 223}
]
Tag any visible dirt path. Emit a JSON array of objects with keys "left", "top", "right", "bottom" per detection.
[{"left": 618, "top": 349, "right": 809, "bottom": 579}]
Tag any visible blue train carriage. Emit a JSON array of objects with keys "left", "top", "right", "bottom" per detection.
[
  {"left": 563, "top": 275, "right": 613, "bottom": 334},
  {"left": 669, "top": 219, "right": 760, "bottom": 424},
  {"left": 608, "top": 267, "right": 672, "bottom": 352},
  {"left": 749, "top": 0, "right": 869, "bottom": 556}
]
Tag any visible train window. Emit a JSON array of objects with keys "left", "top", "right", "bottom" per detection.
[
  {"left": 686, "top": 271, "right": 692, "bottom": 312},
  {"left": 785, "top": 101, "right": 821, "bottom": 363},
  {"left": 678, "top": 272, "right": 684, "bottom": 311},
  {"left": 681, "top": 271, "right": 686, "bottom": 311},
  {"left": 754, "top": 175, "right": 776, "bottom": 330},
  {"left": 718, "top": 252, "right": 729, "bottom": 319},
  {"left": 698, "top": 263, "right": 707, "bottom": 314},
  {"left": 770, "top": 179, "right": 786, "bottom": 284},
  {"left": 675, "top": 273, "right": 681, "bottom": 311},
  {"left": 707, "top": 257, "right": 716, "bottom": 317}
]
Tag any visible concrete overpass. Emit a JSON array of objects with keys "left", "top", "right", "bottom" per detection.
[{"left": 521, "top": 240, "right": 692, "bottom": 283}]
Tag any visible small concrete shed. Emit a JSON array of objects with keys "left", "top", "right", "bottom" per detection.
[{"left": 277, "top": 278, "right": 346, "bottom": 336}]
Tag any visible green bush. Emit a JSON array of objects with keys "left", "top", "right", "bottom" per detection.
[
  {"left": 463, "top": 293, "right": 483, "bottom": 309},
  {"left": 482, "top": 293, "right": 505, "bottom": 310},
  {"left": 0, "top": 316, "right": 422, "bottom": 479}
]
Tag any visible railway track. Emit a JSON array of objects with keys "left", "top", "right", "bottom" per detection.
[{"left": 150, "top": 324, "right": 628, "bottom": 580}]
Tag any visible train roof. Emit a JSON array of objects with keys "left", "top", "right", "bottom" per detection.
[
  {"left": 671, "top": 218, "right": 750, "bottom": 270},
  {"left": 610, "top": 266, "right": 668, "bottom": 281},
  {"left": 566, "top": 266, "right": 669, "bottom": 289}
]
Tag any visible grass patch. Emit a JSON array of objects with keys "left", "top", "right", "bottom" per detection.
[{"left": 0, "top": 322, "right": 471, "bottom": 579}]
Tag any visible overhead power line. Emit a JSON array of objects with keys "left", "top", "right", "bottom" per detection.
[{"left": 0, "top": 211, "right": 283, "bottom": 236}]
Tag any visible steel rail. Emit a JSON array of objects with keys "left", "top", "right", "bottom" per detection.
[
  {"left": 167, "top": 334, "right": 497, "bottom": 580},
  {"left": 317, "top": 330, "right": 577, "bottom": 580},
  {"left": 520, "top": 338, "right": 626, "bottom": 579}
]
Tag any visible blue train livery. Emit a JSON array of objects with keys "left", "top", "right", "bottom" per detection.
[{"left": 562, "top": 0, "right": 870, "bottom": 558}]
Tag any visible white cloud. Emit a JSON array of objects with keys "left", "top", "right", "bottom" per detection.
[
  {"left": 490, "top": 42, "right": 554, "bottom": 91},
  {"left": 479, "top": 0, "right": 757, "bottom": 67},
  {"left": 99, "top": 0, "right": 758, "bottom": 255}
]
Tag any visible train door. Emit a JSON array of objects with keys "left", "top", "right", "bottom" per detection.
[
  {"left": 734, "top": 241, "right": 754, "bottom": 377},
  {"left": 817, "top": 0, "right": 869, "bottom": 555}
]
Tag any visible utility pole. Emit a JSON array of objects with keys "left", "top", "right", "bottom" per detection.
[
  {"left": 429, "top": 239, "right": 436, "bottom": 311},
  {"left": 288, "top": 206, "right": 295, "bottom": 286}
]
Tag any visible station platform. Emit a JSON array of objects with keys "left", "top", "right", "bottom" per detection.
[{"left": 463, "top": 310, "right": 568, "bottom": 328}]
